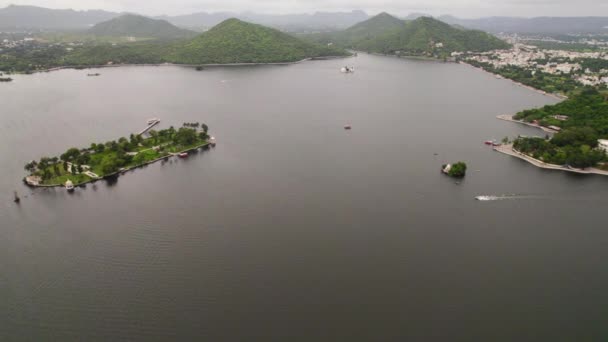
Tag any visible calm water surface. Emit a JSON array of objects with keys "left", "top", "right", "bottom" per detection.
[{"left": 1, "top": 54, "right": 608, "bottom": 340}]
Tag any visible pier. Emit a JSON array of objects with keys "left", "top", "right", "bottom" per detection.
[{"left": 138, "top": 119, "right": 160, "bottom": 136}]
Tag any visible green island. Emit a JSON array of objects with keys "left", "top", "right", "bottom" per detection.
[
  {"left": 508, "top": 89, "right": 608, "bottom": 170},
  {"left": 442, "top": 162, "right": 468, "bottom": 178},
  {"left": 24, "top": 123, "right": 212, "bottom": 187}
]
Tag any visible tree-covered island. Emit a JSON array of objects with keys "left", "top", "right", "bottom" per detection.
[{"left": 24, "top": 123, "right": 212, "bottom": 187}]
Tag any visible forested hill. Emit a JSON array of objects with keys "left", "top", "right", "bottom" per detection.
[
  {"left": 307, "top": 13, "right": 510, "bottom": 57},
  {"left": 165, "top": 18, "right": 346, "bottom": 64},
  {"left": 88, "top": 15, "right": 196, "bottom": 39},
  {"left": 0, "top": 18, "right": 349, "bottom": 72}
]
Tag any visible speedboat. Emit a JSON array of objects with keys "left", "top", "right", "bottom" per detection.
[
  {"left": 340, "top": 66, "right": 355, "bottom": 73},
  {"left": 210, "top": 136, "right": 216, "bottom": 146},
  {"left": 484, "top": 140, "right": 494, "bottom": 145},
  {"left": 344, "top": 124, "right": 352, "bottom": 130},
  {"left": 178, "top": 152, "right": 189, "bottom": 158},
  {"left": 65, "top": 180, "right": 75, "bottom": 192}
]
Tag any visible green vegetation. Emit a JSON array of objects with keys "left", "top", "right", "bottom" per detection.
[
  {"left": 0, "top": 18, "right": 348, "bottom": 73},
  {"left": 512, "top": 89, "right": 608, "bottom": 168},
  {"left": 25, "top": 123, "right": 210, "bottom": 186},
  {"left": 447, "top": 162, "right": 467, "bottom": 178},
  {"left": 467, "top": 60, "right": 579, "bottom": 95},
  {"left": 165, "top": 18, "right": 346, "bottom": 64},
  {"left": 306, "top": 14, "right": 509, "bottom": 58},
  {"left": 88, "top": 14, "right": 196, "bottom": 40},
  {"left": 575, "top": 58, "right": 608, "bottom": 73},
  {"left": 527, "top": 40, "right": 605, "bottom": 52}
]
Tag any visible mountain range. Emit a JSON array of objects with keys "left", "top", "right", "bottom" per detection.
[
  {"left": 62, "top": 18, "right": 347, "bottom": 67},
  {"left": 2, "top": 5, "right": 608, "bottom": 34},
  {"left": 306, "top": 13, "right": 510, "bottom": 56}
]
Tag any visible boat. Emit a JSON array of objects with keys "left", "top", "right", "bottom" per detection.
[
  {"left": 340, "top": 66, "right": 355, "bottom": 73},
  {"left": 492, "top": 142, "right": 502, "bottom": 147},
  {"left": 178, "top": 152, "right": 189, "bottom": 158},
  {"left": 442, "top": 164, "right": 452, "bottom": 174},
  {"left": 484, "top": 140, "right": 494, "bottom": 145},
  {"left": 147, "top": 118, "right": 160, "bottom": 125},
  {"left": 87, "top": 73, "right": 101, "bottom": 77},
  {"left": 475, "top": 196, "right": 495, "bottom": 201},
  {"left": 14, "top": 191, "right": 20, "bottom": 203},
  {"left": 344, "top": 124, "right": 352, "bottom": 130},
  {"left": 65, "top": 180, "right": 75, "bottom": 192},
  {"left": 209, "top": 136, "right": 217, "bottom": 146}
]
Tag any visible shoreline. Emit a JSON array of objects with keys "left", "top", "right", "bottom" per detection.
[
  {"left": 24, "top": 142, "right": 212, "bottom": 189},
  {"left": 461, "top": 61, "right": 567, "bottom": 101},
  {"left": 6, "top": 55, "right": 352, "bottom": 75},
  {"left": 493, "top": 144, "right": 608, "bottom": 176},
  {"left": 496, "top": 114, "right": 560, "bottom": 134}
]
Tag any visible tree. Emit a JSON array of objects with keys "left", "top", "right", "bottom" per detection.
[
  {"left": 502, "top": 136, "right": 509, "bottom": 144},
  {"left": 448, "top": 162, "right": 467, "bottom": 178},
  {"left": 60, "top": 148, "right": 80, "bottom": 162},
  {"left": 149, "top": 130, "right": 159, "bottom": 144},
  {"left": 202, "top": 123, "right": 209, "bottom": 134},
  {"left": 24, "top": 161, "right": 37, "bottom": 173},
  {"left": 174, "top": 127, "right": 198, "bottom": 146}
]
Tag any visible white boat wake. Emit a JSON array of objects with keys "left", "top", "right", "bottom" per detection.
[{"left": 475, "top": 194, "right": 536, "bottom": 201}]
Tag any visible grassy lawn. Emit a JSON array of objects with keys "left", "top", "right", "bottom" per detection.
[{"left": 37, "top": 166, "right": 91, "bottom": 186}]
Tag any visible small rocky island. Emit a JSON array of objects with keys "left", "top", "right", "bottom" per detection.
[
  {"left": 0, "top": 77, "right": 13, "bottom": 82},
  {"left": 24, "top": 121, "right": 214, "bottom": 189},
  {"left": 442, "top": 162, "right": 468, "bottom": 178}
]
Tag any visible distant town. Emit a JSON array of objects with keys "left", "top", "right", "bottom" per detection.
[{"left": 462, "top": 37, "right": 608, "bottom": 88}]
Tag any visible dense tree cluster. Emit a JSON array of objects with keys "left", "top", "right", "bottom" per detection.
[{"left": 512, "top": 89, "right": 608, "bottom": 169}]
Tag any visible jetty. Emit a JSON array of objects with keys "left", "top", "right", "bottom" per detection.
[
  {"left": 138, "top": 118, "right": 160, "bottom": 136},
  {"left": 497, "top": 114, "right": 559, "bottom": 134}
]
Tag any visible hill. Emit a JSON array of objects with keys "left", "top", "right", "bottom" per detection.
[
  {"left": 56, "top": 19, "right": 348, "bottom": 68},
  {"left": 0, "top": 4, "right": 119, "bottom": 30},
  {"left": 308, "top": 13, "right": 509, "bottom": 57},
  {"left": 88, "top": 14, "right": 195, "bottom": 39},
  {"left": 165, "top": 18, "right": 347, "bottom": 64}
]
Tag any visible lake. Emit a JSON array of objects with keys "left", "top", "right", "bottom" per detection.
[{"left": 1, "top": 53, "right": 607, "bottom": 340}]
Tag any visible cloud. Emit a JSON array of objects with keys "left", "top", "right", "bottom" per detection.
[{"left": 0, "top": 0, "right": 607, "bottom": 17}]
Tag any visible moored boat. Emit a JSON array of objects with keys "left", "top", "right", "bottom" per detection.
[
  {"left": 65, "top": 180, "right": 75, "bottom": 192},
  {"left": 210, "top": 136, "right": 216, "bottom": 146},
  {"left": 178, "top": 152, "right": 189, "bottom": 158}
]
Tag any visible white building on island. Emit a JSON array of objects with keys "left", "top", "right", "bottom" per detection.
[{"left": 599, "top": 140, "right": 608, "bottom": 154}]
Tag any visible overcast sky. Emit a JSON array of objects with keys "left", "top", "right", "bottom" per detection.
[{"left": 1, "top": 0, "right": 607, "bottom": 18}]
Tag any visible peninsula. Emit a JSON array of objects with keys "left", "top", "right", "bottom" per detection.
[
  {"left": 24, "top": 122, "right": 213, "bottom": 188},
  {"left": 493, "top": 88, "right": 608, "bottom": 174}
]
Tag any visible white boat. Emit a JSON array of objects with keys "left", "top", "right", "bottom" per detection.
[
  {"left": 210, "top": 136, "right": 216, "bottom": 146},
  {"left": 340, "top": 66, "right": 355, "bottom": 73},
  {"left": 65, "top": 180, "right": 75, "bottom": 192},
  {"left": 475, "top": 195, "right": 498, "bottom": 201}
]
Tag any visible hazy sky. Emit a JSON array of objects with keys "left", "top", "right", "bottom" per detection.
[{"left": 1, "top": 0, "right": 607, "bottom": 17}]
